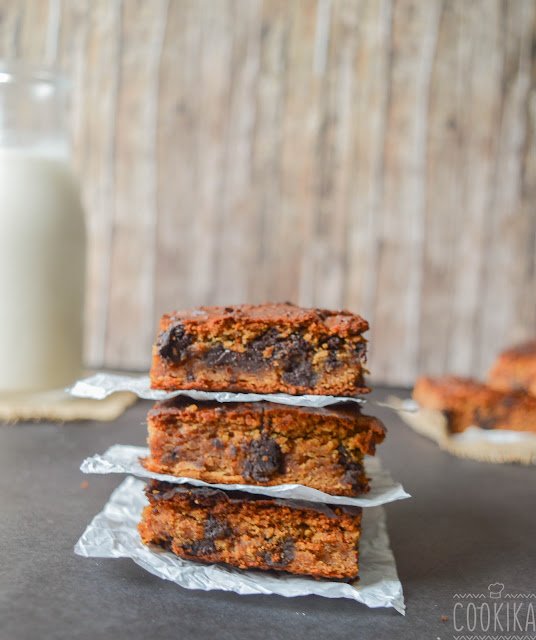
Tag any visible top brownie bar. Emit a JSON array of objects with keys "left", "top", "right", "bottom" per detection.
[{"left": 150, "top": 302, "right": 370, "bottom": 396}]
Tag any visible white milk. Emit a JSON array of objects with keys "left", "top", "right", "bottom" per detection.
[{"left": 0, "top": 147, "right": 86, "bottom": 392}]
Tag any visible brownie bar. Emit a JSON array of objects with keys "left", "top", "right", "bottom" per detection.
[
  {"left": 138, "top": 480, "right": 362, "bottom": 580},
  {"left": 488, "top": 341, "right": 536, "bottom": 396},
  {"left": 142, "top": 398, "right": 385, "bottom": 496},
  {"left": 413, "top": 375, "right": 536, "bottom": 433},
  {"left": 149, "top": 303, "right": 369, "bottom": 396}
]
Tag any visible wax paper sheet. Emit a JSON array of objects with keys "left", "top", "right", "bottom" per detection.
[
  {"left": 74, "top": 476, "right": 405, "bottom": 613},
  {"left": 81, "top": 445, "right": 410, "bottom": 507}
]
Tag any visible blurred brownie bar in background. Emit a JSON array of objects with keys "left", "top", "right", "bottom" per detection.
[
  {"left": 488, "top": 341, "right": 536, "bottom": 396},
  {"left": 149, "top": 303, "right": 369, "bottom": 396},
  {"left": 142, "top": 398, "right": 386, "bottom": 496},
  {"left": 413, "top": 375, "right": 536, "bottom": 434},
  {"left": 138, "top": 480, "right": 362, "bottom": 580}
]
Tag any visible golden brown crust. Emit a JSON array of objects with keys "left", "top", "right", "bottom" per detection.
[
  {"left": 413, "top": 375, "right": 536, "bottom": 433},
  {"left": 161, "top": 303, "right": 369, "bottom": 336},
  {"left": 488, "top": 341, "right": 536, "bottom": 396},
  {"left": 138, "top": 481, "right": 361, "bottom": 580},
  {"left": 149, "top": 303, "right": 369, "bottom": 396},
  {"left": 142, "top": 398, "right": 385, "bottom": 495}
]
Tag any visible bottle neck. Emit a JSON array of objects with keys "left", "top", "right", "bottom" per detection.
[{"left": 0, "top": 62, "right": 69, "bottom": 157}]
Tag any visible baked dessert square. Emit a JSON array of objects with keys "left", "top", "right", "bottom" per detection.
[
  {"left": 138, "top": 480, "right": 362, "bottom": 580},
  {"left": 149, "top": 303, "right": 369, "bottom": 396},
  {"left": 413, "top": 375, "right": 536, "bottom": 433},
  {"left": 488, "top": 341, "right": 536, "bottom": 396},
  {"left": 142, "top": 398, "right": 386, "bottom": 496}
]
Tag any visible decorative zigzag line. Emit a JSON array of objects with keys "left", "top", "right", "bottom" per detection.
[
  {"left": 453, "top": 593, "right": 536, "bottom": 599},
  {"left": 453, "top": 636, "right": 536, "bottom": 640}
]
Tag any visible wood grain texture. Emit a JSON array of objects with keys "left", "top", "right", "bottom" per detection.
[{"left": 1, "top": 0, "right": 535, "bottom": 384}]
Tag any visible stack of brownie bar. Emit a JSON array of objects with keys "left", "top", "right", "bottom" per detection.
[{"left": 138, "top": 303, "right": 386, "bottom": 581}]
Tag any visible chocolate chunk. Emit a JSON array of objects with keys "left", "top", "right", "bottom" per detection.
[
  {"left": 148, "top": 481, "right": 222, "bottom": 508},
  {"left": 157, "top": 533, "right": 174, "bottom": 551},
  {"left": 161, "top": 448, "right": 180, "bottom": 464},
  {"left": 182, "top": 539, "right": 216, "bottom": 556},
  {"left": 261, "top": 539, "right": 295, "bottom": 568},
  {"left": 473, "top": 408, "right": 499, "bottom": 430},
  {"left": 202, "top": 330, "right": 319, "bottom": 386},
  {"left": 343, "top": 467, "right": 363, "bottom": 488},
  {"left": 249, "top": 328, "right": 280, "bottom": 351},
  {"left": 273, "top": 332, "right": 312, "bottom": 360},
  {"left": 243, "top": 433, "right": 283, "bottom": 482},
  {"left": 204, "top": 515, "right": 230, "bottom": 541},
  {"left": 337, "top": 445, "right": 364, "bottom": 489},
  {"left": 182, "top": 517, "right": 230, "bottom": 556},
  {"left": 354, "top": 342, "right": 366, "bottom": 359},
  {"left": 326, "top": 336, "right": 343, "bottom": 350},
  {"left": 442, "top": 409, "right": 455, "bottom": 431},
  {"left": 324, "top": 336, "right": 343, "bottom": 372},
  {"left": 247, "top": 330, "right": 313, "bottom": 369},
  {"left": 205, "top": 343, "right": 262, "bottom": 372},
  {"left": 274, "top": 334, "right": 317, "bottom": 387},
  {"left": 245, "top": 329, "right": 280, "bottom": 365},
  {"left": 205, "top": 343, "right": 240, "bottom": 366},
  {"left": 324, "top": 355, "right": 341, "bottom": 372},
  {"left": 157, "top": 323, "right": 192, "bottom": 362},
  {"left": 280, "top": 361, "right": 317, "bottom": 387},
  {"left": 500, "top": 395, "right": 519, "bottom": 408}
]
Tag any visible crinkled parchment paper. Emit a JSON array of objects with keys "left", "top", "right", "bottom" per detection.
[
  {"left": 392, "top": 398, "right": 536, "bottom": 465},
  {"left": 74, "top": 476, "right": 405, "bottom": 613},
  {"left": 81, "top": 445, "right": 410, "bottom": 507}
]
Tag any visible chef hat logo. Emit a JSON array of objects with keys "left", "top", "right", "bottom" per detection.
[{"left": 488, "top": 582, "right": 504, "bottom": 598}]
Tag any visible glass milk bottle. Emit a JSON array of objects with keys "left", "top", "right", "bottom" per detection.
[{"left": 0, "top": 63, "right": 86, "bottom": 393}]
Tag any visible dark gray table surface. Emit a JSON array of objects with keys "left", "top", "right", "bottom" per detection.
[{"left": 1, "top": 387, "right": 534, "bottom": 640}]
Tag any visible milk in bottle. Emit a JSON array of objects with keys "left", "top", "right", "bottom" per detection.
[{"left": 0, "top": 64, "right": 86, "bottom": 393}]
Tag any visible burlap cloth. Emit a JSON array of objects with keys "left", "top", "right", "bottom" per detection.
[
  {"left": 389, "top": 397, "right": 536, "bottom": 465},
  {"left": 0, "top": 382, "right": 137, "bottom": 423}
]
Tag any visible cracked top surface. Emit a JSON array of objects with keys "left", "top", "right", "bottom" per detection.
[{"left": 158, "top": 302, "right": 369, "bottom": 337}]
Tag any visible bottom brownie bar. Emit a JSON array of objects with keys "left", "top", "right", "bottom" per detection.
[{"left": 138, "top": 480, "right": 362, "bottom": 580}]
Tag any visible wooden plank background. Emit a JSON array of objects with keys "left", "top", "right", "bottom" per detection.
[{"left": 1, "top": 0, "right": 535, "bottom": 385}]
